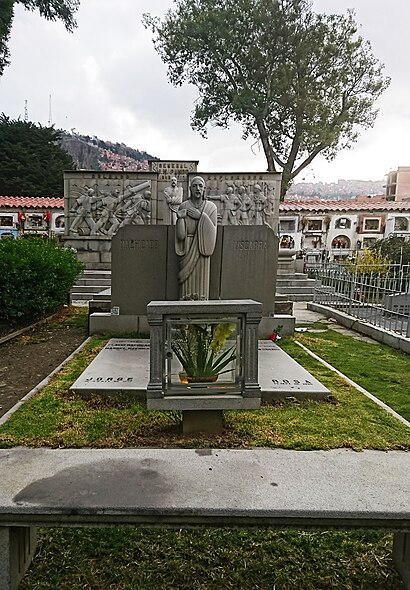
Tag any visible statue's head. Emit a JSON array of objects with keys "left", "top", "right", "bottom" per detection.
[
  {"left": 190, "top": 176, "right": 206, "bottom": 200},
  {"left": 171, "top": 176, "right": 178, "bottom": 186}
]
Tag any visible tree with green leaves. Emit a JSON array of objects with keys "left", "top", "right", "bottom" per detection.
[
  {"left": 371, "top": 236, "right": 410, "bottom": 267},
  {"left": 143, "top": 0, "right": 390, "bottom": 198},
  {"left": 0, "top": 0, "right": 79, "bottom": 76},
  {"left": 0, "top": 114, "right": 76, "bottom": 196}
]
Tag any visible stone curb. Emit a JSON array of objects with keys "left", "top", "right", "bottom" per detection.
[{"left": 295, "top": 341, "right": 410, "bottom": 429}]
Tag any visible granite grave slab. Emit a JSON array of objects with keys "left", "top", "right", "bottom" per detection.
[{"left": 70, "top": 339, "right": 329, "bottom": 400}]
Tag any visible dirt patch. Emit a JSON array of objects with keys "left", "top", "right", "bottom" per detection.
[{"left": 0, "top": 307, "right": 88, "bottom": 419}]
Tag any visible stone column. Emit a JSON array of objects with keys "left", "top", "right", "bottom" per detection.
[
  {"left": 146, "top": 311, "right": 164, "bottom": 398},
  {"left": 0, "top": 527, "right": 37, "bottom": 590},
  {"left": 243, "top": 309, "right": 262, "bottom": 398},
  {"left": 393, "top": 532, "right": 410, "bottom": 590}
]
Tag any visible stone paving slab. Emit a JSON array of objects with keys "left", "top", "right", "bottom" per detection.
[
  {"left": 0, "top": 448, "right": 409, "bottom": 527},
  {"left": 70, "top": 339, "right": 329, "bottom": 399}
]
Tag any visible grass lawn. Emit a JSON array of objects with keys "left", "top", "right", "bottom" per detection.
[
  {"left": 289, "top": 323, "right": 410, "bottom": 422},
  {"left": 1, "top": 321, "right": 409, "bottom": 589},
  {"left": 18, "top": 528, "right": 403, "bottom": 590}
]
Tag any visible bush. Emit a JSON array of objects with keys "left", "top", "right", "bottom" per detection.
[
  {"left": 342, "top": 248, "right": 390, "bottom": 276},
  {"left": 0, "top": 237, "right": 83, "bottom": 320},
  {"left": 371, "top": 235, "right": 410, "bottom": 266}
]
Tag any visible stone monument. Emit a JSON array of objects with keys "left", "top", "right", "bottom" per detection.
[{"left": 175, "top": 176, "right": 218, "bottom": 300}]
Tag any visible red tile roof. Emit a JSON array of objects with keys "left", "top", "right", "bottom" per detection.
[
  {"left": 0, "top": 196, "right": 64, "bottom": 208},
  {"left": 280, "top": 199, "right": 410, "bottom": 213}
]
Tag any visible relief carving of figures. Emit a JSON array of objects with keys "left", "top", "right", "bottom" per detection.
[
  {"left": 69, "top": 187, "right": 99, "bottom": 234},
  {"left": 210, "top": 186, "right": 241, "bottom": 225},
  {"left": 263, "top": 181, "right": 278, "bottom": 227},
  {"left": 163, "top": 177, "right": 183, "bottom": 225},
  {"left": 263, "top": 194, "right": 275, "bottom": 226},
  {"left": 68, "top": 180, "right": 151, "bottom": 236},
  {"left": 119, "top": 188, "right": 151, "bottom": 227},
  {"left": 175, "top": 176, "right": 217, "bottom": 300},
  {"left": 250, "top": 183, "right": 266, "bottom": 225},
  {"left": 137, "top": 190, "right": 151, "bottom": 225},
  {"left": 238, "top": 185, "right": 252, "bottom": 225},
  {"left": 205, "top": 181, "right": 277, "bottom": 227},
  {"left": 94, "top": 188, "right": 122, "bottom": 236}
]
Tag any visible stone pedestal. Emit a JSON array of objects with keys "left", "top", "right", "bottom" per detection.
[
  {"left": 182, "top": 410, "right": 223, "bottom": 434},
  {"left": 0, "top": 527, "right": 37, "bottom": 590},
  {"left": 393, "top": 533, "right": 410, "bottom": 590}
]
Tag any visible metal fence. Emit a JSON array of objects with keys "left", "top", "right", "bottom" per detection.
[{"left": 313, "top": 262, "right": 410, "bottom": 338}]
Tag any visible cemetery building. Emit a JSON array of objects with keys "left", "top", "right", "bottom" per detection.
[
  {"left": 0, "top": 196, "right": 64, "bottom": 239},
  {"left": 278, "top": 197, "right": 410, "bottom": 263}
]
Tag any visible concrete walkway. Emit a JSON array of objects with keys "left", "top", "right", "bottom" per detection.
[
  {"left": 292, "top": 302, "right": 377, "bottom": 342},
  {"left": 293, "top": 302, "right": 329, "bottom": 324}
]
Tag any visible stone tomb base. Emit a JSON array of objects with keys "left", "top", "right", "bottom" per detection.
[
  {"left": 182, "top": 410, "right": 223, "bottom": 434},
  {"left": 70, "top": 339, "right": 329, "bottom": 403}
]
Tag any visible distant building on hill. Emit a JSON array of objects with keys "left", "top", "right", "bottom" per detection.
[
  {"left": 59, "top": 132, "right": 158, "bottom": 172},
  {"left": 385, "top": 166, "right": 410, "bottom": 202},
  {"left": 287, "top": 179, "right": 384, "bottom": 200}
]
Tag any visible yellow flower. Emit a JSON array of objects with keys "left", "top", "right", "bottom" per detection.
[{"left": 210, "top": 323, "right": 235, "bottom": 353}]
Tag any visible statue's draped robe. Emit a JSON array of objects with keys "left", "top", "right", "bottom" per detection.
[{"left": 175, "top": 200, "right": 217, "bottom": 299}]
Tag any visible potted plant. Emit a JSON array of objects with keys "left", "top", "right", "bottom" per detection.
[{"left": 171, "top": 322, "right": 237, "bottom": 383}]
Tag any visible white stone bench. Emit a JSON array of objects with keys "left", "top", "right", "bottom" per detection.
[{"left": 1, "top": 447, "right": 409, "bottom": 590}]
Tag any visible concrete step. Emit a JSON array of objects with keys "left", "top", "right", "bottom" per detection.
[
  {"left": 70, "top": 284, "right": 110, "bottom": 294},
  {"left": 276, "top": 273, "right": 311, "bottom": 280},
  {"left": 276, "top": 285, "right": 316, "bottom": 294},
  {"left": 70, "top": 270, "right": 112, "bottom": 304},
  {"left": 276, "top": 279, "right": 316, "bottom": 288},
  {"left": 93, "top": 289, "right": 111, "bottom": 301},
  {"left": 81, "top": 270, "right": 112, "bottom": 276},
  {"left": 275, "top": 294, "right": 291, "bottom": 302},
  {"left": 70, "top": 292, "right": 95, "bottom": 301},
  {"left": 282, "top": 293, "right": 316, "bottom": 302},
  {"left": 75, "top": 278, "right": 112, "bottom": 287}
]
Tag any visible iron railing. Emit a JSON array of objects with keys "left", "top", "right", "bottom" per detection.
[{"left": 313, "top": 262, "right": 410, "bottom": 338}]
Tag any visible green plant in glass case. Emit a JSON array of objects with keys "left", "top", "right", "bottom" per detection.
[{"left": 171, "top": 322, "right": 237, "bottom": 382}]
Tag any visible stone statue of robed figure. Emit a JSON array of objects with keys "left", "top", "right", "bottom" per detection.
[{"left": 175, "top": 176, "right": 217, "bottom": 299}]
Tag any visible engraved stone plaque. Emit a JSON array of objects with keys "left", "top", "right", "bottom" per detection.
[
  {"left": 71, "top": 339, "right": 329, "bottom": 401},
  {"left": 218, "top": 225, "right": 279, "bottom": 315}
]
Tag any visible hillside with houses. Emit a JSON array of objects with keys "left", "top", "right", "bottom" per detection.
[{"left": 59, "top": 132, "right": 158, "bottom": 172}]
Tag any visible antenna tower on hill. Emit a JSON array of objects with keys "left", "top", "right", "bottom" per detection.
[
  {"left": 48, "top": 94, "right": 53, "bottom": 127},
  {"left": 24, "top": 99, "right": 28, "bottom": 122}
]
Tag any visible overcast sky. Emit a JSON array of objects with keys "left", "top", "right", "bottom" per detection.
[{"left": 0, "top": 0, "right": 409, "bottom": 183}]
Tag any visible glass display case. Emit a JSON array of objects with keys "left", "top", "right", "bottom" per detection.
[
  {"left": 146, "top": 300, "right": 262, "bottom": 411},
  {"left": 165, "top": 316, "right": 241, "bottom": 395}
]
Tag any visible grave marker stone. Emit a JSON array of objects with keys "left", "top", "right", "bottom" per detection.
[
  {"left": 111, "top": 225, "right": 178, "bottom": 315},
  {"left": 218, "top": 225, "right": 278, "bottom": 315}
]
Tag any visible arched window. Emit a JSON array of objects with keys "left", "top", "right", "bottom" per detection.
[
  {"left": 280, "top": 235, "right": 295, "bottom": 249},
  {"left": 335, "top": 217, "right": 351, "bottom": 229},
  {"left": 54, "top": 215, "right": 65, "bottom": 229},
  {"left": 331, "top": 235, "right": 350, "bottom": 249}
]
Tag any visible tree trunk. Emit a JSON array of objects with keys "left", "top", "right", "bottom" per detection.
[{"left": 255, "top": 119, "right": 276, "bottom": 172}]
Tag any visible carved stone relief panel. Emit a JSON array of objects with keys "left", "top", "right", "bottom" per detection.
[
  {"left": 193, "top": 172, "right": 281, "bottom": 230},
  {"left": 65, "top": 172, "right": 157, "bottom": 237}
]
